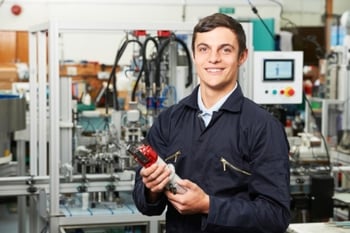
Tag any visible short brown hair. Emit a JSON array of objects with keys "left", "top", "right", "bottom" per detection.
[{"left": 192, "top": 13, "right": 247, "bottom": 56}]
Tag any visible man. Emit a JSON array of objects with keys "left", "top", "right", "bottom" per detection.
[{"left": 132, "top": 13, "right": 290, "bottom": 233}]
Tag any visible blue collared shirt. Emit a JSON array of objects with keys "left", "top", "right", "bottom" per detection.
[{"left": 197, "top": 83, "right": 237, "bottom": 126}]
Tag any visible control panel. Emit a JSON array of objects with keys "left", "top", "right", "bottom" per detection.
[{"left": 252, "top": 51, "right": 303, "bottom": 104}]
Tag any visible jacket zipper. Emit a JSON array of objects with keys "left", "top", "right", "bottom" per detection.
[
  {"left": 165, "top": 150, "right": 181, "bottom": 163},
  {"left": 220, "top": 157, "right": 251, "bottom": 176}
]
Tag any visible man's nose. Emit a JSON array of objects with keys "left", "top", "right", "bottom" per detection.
[{"left": 208, "top": 51, "right": 221, "bottom": 63}]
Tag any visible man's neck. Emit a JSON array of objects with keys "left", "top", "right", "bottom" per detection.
[{"left": 199, "top": 82, "right": 237, "bottom": 109}]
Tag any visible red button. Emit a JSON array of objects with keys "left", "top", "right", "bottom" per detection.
[
  {"left": 288, "top": 88, "right": 295, "bottom": 96},
  {"left": 285, "top": 87, "right": 295, "bottom": 97}
]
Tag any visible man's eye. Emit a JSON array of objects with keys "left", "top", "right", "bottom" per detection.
[
  {"left": 199, "top": 47, "right": 208, "bottom": 52},
  {"left": 222, "top": 47, "right": 232, "bottom": 54}
]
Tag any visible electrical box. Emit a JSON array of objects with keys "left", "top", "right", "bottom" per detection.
[{"left": 253, "top": 51, "right": 304, "bottom": 104}]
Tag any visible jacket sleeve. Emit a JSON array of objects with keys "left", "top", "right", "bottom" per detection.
[
  {"left": 132, "top": 111, "right": 170, "bottom": 216},
  {"left": 132, "top": 165, "right": 167, "bottom": 215},
  {"left": 202, "top": 116, "right": 290, "bottom": 233}
]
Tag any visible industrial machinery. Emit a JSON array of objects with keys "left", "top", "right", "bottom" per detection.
[
  {"left": 277, "top": 10, "right": 350, "bottom": 223},
  {"left": 0, "top": 20, "right": 216, "bottom": 233},
  {"left": 2, "top": 18, "right": 328, "bottom": 231},
  {"left": 252, "top": 50, "right": 340, "bottom": 222},
  {"left": 4, "top": 14, "right": 342, "bottom": 232},
  {"left": 251, "top": 51, "right": 303, "bottom": 127},
  {"left": 335, "top": 10, "right": 350, "bottom": 155},
  {"left": 62, "top": 27, "right": 195, "bottom": 232},
  {"left": 252, "top": 51, "right": 303, "bottom": 105},
  {"left": 0, "top": 94, "right": 26, "bottom": 175}
]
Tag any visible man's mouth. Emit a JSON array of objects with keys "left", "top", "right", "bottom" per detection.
[{"left": 205, "top": 68, "right": 224, "bottom": 73}]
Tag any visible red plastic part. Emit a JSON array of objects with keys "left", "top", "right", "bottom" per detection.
[
  {"left": 138, "top": 144, "right": 158, "bottom": 167},
  {"left": 133, "top": 30, "right": 147, "bottom": 37},
  {"left": 157, "top": 30, "right": 171, "bottom": 38}
]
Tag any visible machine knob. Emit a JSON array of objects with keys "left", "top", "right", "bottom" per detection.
[{"left": 285, "top": 87, "right": 295, "bottom": 97}]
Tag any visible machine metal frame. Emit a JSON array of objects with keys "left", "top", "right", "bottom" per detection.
[{"left": 28, "top": 20, "right": 198, "bottom": 233}]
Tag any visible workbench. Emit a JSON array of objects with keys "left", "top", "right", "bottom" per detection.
[{"left": 287, "top": 222, "right": 350, "bottom": 233}]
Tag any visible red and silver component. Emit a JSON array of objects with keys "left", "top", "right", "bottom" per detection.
[{"left": 127, "top": 141, "right": 186, "bottom": 194}]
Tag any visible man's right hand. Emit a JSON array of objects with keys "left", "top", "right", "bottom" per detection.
[{"left": 140, "top": 163, "right": 171, "bottom": 203}]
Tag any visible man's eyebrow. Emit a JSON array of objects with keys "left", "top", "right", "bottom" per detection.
[
  {"left": 219, "top": 43, "right": 235, "bottom": 48},
  {"left": 196, "top": 42, "right": 209, "bottom": 47},
  {"left": 196, "top": 43, "right": 234, "bottom": 48}
]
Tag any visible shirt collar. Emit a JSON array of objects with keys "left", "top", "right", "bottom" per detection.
[
  {"left": 179, "top": 82, "right": 244, "bottom": 114},
  {"left": 197, "top": 82, "right": 238, "bottom": 115}
]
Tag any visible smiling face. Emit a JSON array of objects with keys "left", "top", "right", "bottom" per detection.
[{"left": 193, "top": 27, "right": 247, "bottom": 95}]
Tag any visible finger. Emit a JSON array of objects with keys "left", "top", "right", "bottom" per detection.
[
  {"left": 150, "top": 176, "right": 171, "bottom": 192},
  {"left": 146, "top": 163, "right": 170, "bottom": 182},
  {"left": 144, "top": 168, "right": 170, "bottom": 185},
  {"left": 140, "top": 163, "right": 158, "bottom": 177},
  {"left": 143, "top": 165, "right": 171, "bottom": 191},
  {"left": 165, "top": 190, "right": 179, "bottom": 201},
  {"left": 176, "top": 179, "right": 194, "bottom": 189}
]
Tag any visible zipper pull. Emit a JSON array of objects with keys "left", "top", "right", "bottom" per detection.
[
  {"left": 165, "top": 150, "right": 181, "bottom": 162},
  {"left": 173, "top": 151, "right": 180, "bottom": 162},
  {"left": 220, "top": 157, "right": 251, "bottom": 176},
  {"left": 221, "top": 157, "right": 227, "bottom": 171}
]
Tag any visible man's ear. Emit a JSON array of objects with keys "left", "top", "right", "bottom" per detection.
[{"left": 238, "top": 49, "right": 248, "bottom": 66}]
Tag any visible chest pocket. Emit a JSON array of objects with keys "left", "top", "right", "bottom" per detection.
[
  {"left": 164, "top": 150, "right": 182, "bottom": 163},
  {"left": 220, "top": 156, "right": 251, "bottom": 176},
  {"left": 203, "top": 153, "right": 251, "bottom": 196}
]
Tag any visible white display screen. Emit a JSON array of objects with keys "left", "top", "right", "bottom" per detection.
[{"left": 263, "top": 59, "right": 294, "bottom": 81}]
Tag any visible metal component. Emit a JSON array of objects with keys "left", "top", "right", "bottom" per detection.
[
  {"left": 0, "top": 96, "right": 26, "bottom": 162},
  {"left": 77, "top": 185, "right": 87, "bottom": 193},
  {"left": 0, "top": 171, "right": 135, "bottom": 196},
  {"left": 26, "top": 176, "right": 38, "bottom": 194},
  {"left": 0, "top": 96, "right": 26, "bottom": 132}
]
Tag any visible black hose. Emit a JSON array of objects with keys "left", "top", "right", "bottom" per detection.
[
  {"left": 131, "top": 37, "right": 159, "bottom": 101},
  {"left": 154, "top": 35, "right": 193, "bottom": 97},
  {"left": 105, "top": 39, "right": 128, "bottom": 112},
  {"left": 105, "top": 38, "right": 143, "bottom": 111}
]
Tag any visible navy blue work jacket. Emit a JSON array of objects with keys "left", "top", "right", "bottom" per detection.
[{"left": 133, "top": 84, "right": 290, "bottom": 233}]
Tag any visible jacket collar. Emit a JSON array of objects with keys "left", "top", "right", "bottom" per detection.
[{"left": 181, "top": 83, "right": 245, "bottom": 113}]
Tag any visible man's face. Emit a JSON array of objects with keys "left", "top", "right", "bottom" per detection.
[{"left": 193, "top": 27, "right": 247, "bottom": 92}]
